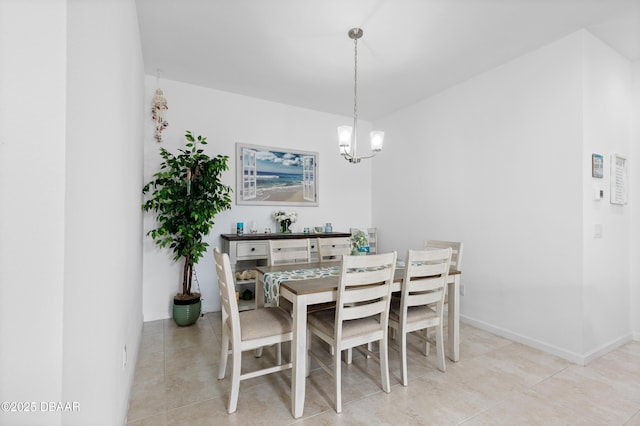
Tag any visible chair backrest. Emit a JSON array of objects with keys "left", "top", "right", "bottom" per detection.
[
  {"left": 367, "top": 228, "right": 378, "bottom": 254},
  {"left": 317, "top": 237, "right": 351, "bottom": 262},
  {"left": 423, "top": 240, "right": 463, "bottom": 272},
  {"left": 335, "top": 252, "right": 397, "bottom": 344},
  {"left": 350, "top": 227, "right": 378, "bottom": 254},
  {"left": 267, "top": 239, "right": 311, "bottom": 266},
  {"left": 214, "top": 247, "right": 241, "bottom": 342},
  {"left": 400, "top": 248, "right": 451, "bottom": 316}
]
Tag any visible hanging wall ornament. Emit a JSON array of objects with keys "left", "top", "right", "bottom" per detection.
[{"left": 151, "top": 87, "right": 168, "bottom": 143}]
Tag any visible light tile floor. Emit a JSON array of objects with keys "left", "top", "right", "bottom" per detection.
[{"left": 127, "top": 312, "right": 640, "bottom": 425}]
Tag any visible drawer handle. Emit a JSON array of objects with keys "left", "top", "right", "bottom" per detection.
[
  {"left": 311, "top": 245, "right": 315, "bottom": 249},
  {"left": 251, "top": 247, "right": 256, "bottom": 252}
]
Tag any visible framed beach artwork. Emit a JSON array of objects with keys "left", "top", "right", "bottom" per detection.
[
  {"left": 592, "top": 153, "right": 604, "bottom": 178},
  {"left": 236, "top": 143, "right": 319, "bottom": 206}
]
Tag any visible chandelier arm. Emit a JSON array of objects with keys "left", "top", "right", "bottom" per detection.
[{"left": 355, "top": 152, "right": 378, "bottom": 160}]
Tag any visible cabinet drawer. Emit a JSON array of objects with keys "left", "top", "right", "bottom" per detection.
[{"left": 236, "top": 241, "right": 268, "bottom": 258}]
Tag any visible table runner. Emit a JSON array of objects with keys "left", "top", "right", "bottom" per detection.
[
  {"left": 262, "top": 263, "right": 402, "bottom": 306},
  {"left": 263, "top": 265, "right": 341, "bottom": 306}
]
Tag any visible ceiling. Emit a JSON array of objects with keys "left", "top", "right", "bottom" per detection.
[{"left": 136, "top": 0, "right": 640, "bottom": 121}]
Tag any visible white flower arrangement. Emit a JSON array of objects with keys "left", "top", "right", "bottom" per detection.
[
  {"left": 272, "top": 210, "right": 297, "bottom": 223},
  {"left": 273, "top": 210, "right": 297, "bottom": 233}
]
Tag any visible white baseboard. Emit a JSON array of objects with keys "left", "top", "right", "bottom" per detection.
[
  {"left": 201, "top": 302, "right": 218, "bottom": 315},
  {"left": 460, "top": 314, "right": 633, "bottom": 365},
  {"left": 582, "top": 334, "right": 634, "bottom": 364}
]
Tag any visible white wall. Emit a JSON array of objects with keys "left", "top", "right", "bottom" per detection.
[
  {"left": 142, "top": 78, "right": 374, "bottom": 320},
  {"left": 373, "top": 30, "right": 634, "bottom": 362},
  {"left": 632, "top": 60, "right": 640, "bottom": 339},
  {"left": 0, "top": 1, "right": 144, "bottom": 425},
  {"left": 63, "top": 0, "right": 144, "bottom": 424},
  {"left": 581, "top": 31, "right": 632, "bottom": 359},
  {"left": 0, "top": 1, "right": 67, "bottom": 424}
]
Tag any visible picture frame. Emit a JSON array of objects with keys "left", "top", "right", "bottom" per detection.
[
  {"left": 592, "top": 153, "right": 603, "bottom": 178},
  {"left": 236, "top": 142, "right": 319, "bottom": 206},
  {"left": 610, "top": 153, "right": 627, "bottom": 205}
]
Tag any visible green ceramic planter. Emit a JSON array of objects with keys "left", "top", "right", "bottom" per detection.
[{"left": 173, "top": 298, "right": 201, "bottom": 326}]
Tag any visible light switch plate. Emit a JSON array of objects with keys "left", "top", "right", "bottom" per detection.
[
  {"left": 594, "top": 224, "right": 603, "bottom": 239},
  {"left": 593, "top": 187, "right": 603, "bottom": 201}
]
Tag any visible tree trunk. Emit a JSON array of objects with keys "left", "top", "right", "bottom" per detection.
[{"left": 182, "top": 253, "right": 191, "bottom": 295}]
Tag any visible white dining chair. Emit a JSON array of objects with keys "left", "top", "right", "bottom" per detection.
[
  {"left": 317, "top": 237, "right": 351, "bottom": 262},
  {"left": 367, "top": 228, "right": 378, "bottom": 254},
  {"left": 214, "top": 248, "right": 292, "bottom": 413},
  {"left": 388, "top": 248, "right": 451, "bottom": 386},
  {"left": 423, "top": 240, "right": 463, "bottom": 272},
  {"left": 267, "top": 239, "right": 311, "bottom": 266},
  {"left": 306, "top": 251, "right": 397, "bottom": 413},
  {"left": 423, "top": 239, "right": 463, "bottom": 308}
]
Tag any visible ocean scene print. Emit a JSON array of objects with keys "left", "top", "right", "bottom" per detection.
[
  {"left": 245, "top": 147, "right": 317, "bottom": 203},
  {"left": 256, "top": 170, "right": 304, "bottom": 202}
]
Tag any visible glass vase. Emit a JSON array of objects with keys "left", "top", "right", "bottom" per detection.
[{"left": 279, "top": 220, "right": 291, "bottom": 234}]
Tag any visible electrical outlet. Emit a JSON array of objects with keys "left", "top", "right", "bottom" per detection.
[
  {"left": 460, "top": 285, "right": 465, "bottom": 296},
  {"left": 123, "top": 345, "right": 127, "bottom": 370}
]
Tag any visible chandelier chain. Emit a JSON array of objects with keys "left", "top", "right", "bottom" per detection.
[{"left": 353, "top": 36, "right": 358, "bottom": 135}]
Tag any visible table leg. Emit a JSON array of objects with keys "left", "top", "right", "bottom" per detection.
[
  {"left": 290, "top": 295, "right": 306, "bottom": 418},
  {"left": 447, "top": 275, "right": 460, "bottom": 362},
  {"left": 255, "top": 273, "right": 265, "bottom": 309},
  {"left": 254, "top": 273, "right": 266, "bottom": 358}
]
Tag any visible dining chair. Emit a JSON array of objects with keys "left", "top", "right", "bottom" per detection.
[
  {"left": 306, "top": 251, "right": 397, "bottom": 413},
  {"left": 367, "top": 228, "right": 378, "bottom": 254},
  {"left": 423, "top": 240, "right": 463, "bottom": 272},
  {"left": 317, "top": 237, "right": 351, "bottom": 262},
  {"left": 214, "top": 248, "right": 293, "bottom": 413},
  {"left": 388, "top": 248, "right": 451, "bottom": 386},
  {"left": 267, "top": 238, "right": 311, "bottom": 266},
  {"left": 423, "top": 239, "right": 463, "bottom": 307},
  {"left": 323, "top": 233, "right": 373, "bottom": 363},
  {"left": 317, "top": 236, "right": 358, "bottom": 360}
]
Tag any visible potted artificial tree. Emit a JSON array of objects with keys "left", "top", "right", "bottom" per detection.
[{"left": 143, "top": 130, "right": 232, "bottom": 326}]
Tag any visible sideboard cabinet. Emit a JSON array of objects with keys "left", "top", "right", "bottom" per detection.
[{"left": 220, "top": 232, "right": 351, "bottom": 310}]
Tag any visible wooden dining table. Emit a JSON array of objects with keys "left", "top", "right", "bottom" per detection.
[{"left": 255, "top": 261, "right": 462, "bottom": 419}]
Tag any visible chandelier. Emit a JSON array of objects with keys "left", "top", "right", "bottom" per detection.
[{"left": 338, "top": 28, "right": 384, "bottom": 164}]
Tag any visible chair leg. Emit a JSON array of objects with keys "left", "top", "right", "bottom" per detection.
[
  {"left": 379, "top": 337, "right": 391, "bottom": 393},
  {"left": 400, "top": 327, "right": 408, "bottom": 387},
  {"left": 218, "top": 327, "right": 229, "bottom": 380},
  {"left": 424, "top": 329, "right": 430, "bottom": 357},
  {"left": 366, "top": 342, "right": 373, "bottom": 359},
  {"left": 228, "top": 347, "right": 242, "bottom": 413},
  {"left": 334, "top": 346, "right": 342, "bottom": 413},
  {"left": 306, "top": 332, "right": 312, "bottom": 378},
  {"left": 344, "top": 348, "right": 352, "bottom": 364},
  {"left": 435, "top": 325, "right": 446, "bottom": 372}
]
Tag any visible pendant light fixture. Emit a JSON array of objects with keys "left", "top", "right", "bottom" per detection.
[{"left": 338, "top": 28, "right": 384, "bottom": 164}]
